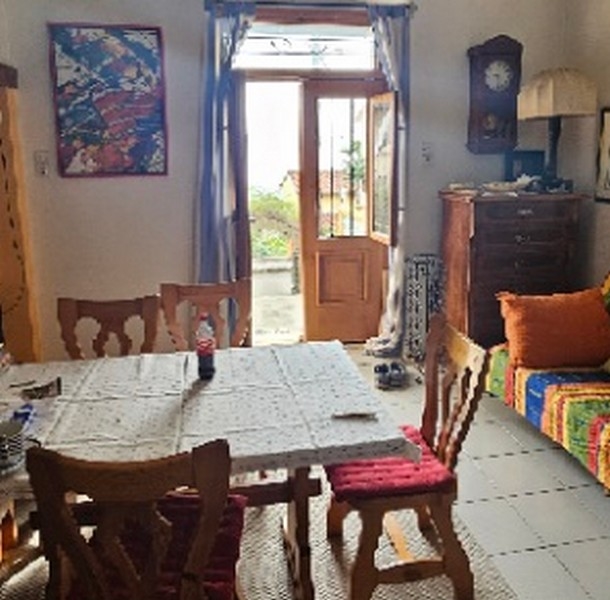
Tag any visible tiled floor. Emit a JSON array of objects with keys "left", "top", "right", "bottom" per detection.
[{"left": 346, "top": 348, "right": 610, "bottom": 600}]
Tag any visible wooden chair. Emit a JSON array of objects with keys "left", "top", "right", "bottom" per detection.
[
  {"left": 26, "top": 439, "right": 246, "bottom": 600},
  {"left": 57, "top": 296, "right": 160, "bottom": 359},
  {"left": 160, "top": 280, "right": 251, "bottom": 350},
  {"left": 324, "top": 313, "right": 489, "bottom": 600}
]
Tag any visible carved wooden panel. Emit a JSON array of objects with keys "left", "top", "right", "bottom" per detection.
[{"left": 0, "top": 66, "right": 39, "bottom": 362}]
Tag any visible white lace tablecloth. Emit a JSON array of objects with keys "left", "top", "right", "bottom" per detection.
[{"left": 0, "top": 342, "right": 420, "bottom": 497}]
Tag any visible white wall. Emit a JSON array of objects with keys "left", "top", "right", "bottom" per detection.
[
  {"left": 1, "top": 0, "right": 608, "bottom": 359},
  {"left": 1, "top": 0, "right": 205, "bottom": 358},
  {"left": 566, "top": 0, "right": 610, "bottom": 285}
]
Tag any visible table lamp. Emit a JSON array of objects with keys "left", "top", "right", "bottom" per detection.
[{"left": 517, "top": 67, "right": 597, "bottom": 188}]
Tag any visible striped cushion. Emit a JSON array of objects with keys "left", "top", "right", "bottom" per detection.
[{"left": 325, "top": 425, "right": 454, "bottom": 502}]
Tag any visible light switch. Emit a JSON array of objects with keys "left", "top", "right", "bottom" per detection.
[{"left": 33, "top": 150, "right": 50, "bottom": 177}]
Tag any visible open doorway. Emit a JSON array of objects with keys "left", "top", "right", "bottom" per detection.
[
  {"left": 246, "top": 81, "right": 303, "bottom": 346},
  {"left": 238, "top": 13, "right": 387, "bottom": 345}
]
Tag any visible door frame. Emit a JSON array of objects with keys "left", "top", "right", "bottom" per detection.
[{"left": 300, "top": 76, "right": 388, "bottom": 341}]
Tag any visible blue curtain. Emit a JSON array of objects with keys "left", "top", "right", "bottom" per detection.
[
  {"left": 366, "top": 4, "right": 413, "bottom": 357},
  {"left": 198, "top": 1, "right": 255, "bottom": 283}
]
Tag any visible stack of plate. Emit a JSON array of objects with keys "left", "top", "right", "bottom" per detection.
[
  {"left": 0, "top": 420, "right": 25, "bottom": 475},
  {"left": 480, "top": 181, "right": 529, "bottom": 193}
]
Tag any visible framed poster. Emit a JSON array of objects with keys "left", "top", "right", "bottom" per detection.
[
  {"left": 48, "top": 23, "right": 167, "bottom": 177},
  {"left": 596, "top": 107, "right": 610, "bottom": 202},
  {"left": 369, "top": 91, "right": 397, "bottom": 246}
]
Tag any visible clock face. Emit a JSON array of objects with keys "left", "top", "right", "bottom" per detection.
[{"left": 484, "top": 60, "right": 513, "bottom": 92}]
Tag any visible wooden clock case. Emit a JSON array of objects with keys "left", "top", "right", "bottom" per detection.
[{"left": 467, "top": 35, "right": 523, "bottom": 154}]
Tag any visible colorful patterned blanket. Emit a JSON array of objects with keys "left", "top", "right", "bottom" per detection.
[{"left": 486, "top": 344, "right": 610, "bottom": 489}]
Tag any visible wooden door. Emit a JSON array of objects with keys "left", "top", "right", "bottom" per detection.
[{"left": 301, "top": 77, "right": 387, "bottom": 342}]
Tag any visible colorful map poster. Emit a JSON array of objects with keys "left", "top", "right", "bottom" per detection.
[{"left": 49, "top": 24, "right": 167, "bottom": 177}]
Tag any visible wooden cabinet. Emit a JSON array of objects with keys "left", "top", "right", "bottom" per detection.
[{"left": 440, "top": 190, "right": 582, "bottom": 348}]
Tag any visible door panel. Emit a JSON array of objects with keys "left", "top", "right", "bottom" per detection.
[
  {"left": 301, "top": 77, "right": 387, "bottom": 342},
  {"left": 317, "top": 251, "right": 367, "bottom": 303}
]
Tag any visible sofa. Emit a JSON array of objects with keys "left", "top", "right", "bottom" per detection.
[{"left": 486, "top": 273, "right": 610, "bottom": 491}]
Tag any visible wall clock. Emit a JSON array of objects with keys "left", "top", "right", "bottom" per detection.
[{"left": 467, "top": 35, "right": 523, "bottom": 154}]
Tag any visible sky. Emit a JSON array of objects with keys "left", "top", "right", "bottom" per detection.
[{"left": 246, "top": 81, "right": 300, "bottom": 192}]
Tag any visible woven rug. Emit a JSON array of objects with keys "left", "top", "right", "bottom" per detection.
[{"left": 0, "top": 475, "right": 516, "bottom": 600}]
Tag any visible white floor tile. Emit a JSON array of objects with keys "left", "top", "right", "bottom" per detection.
[
  {"left": 529, "top": 448, "right": 601, "bottom": 488},
  {"left": 463, "top": 420, "right": 526, "bottom": 457},
  {"left": 551, "top": 538, "right": 610, "bottom": 600},
  {"left": 491, "top": 549, "right": 590, "bottom": 600},
  {"left": 498, "top": 418, "right": 558, "bottom": 451},
  {"left": 455, "top": 499, "right": 541, "bottom": 554},
  {"left": 569, "top": 484, "right": 610, "bottom": 527},
  {"left": 507, "top": 489, "right": 610, "bottom": 544},
  {"left": 456, "top": 454, "right": 501, "bottom": 502},
  {"left": 475, "top": 453, "right": 566, "bottom": 496}
]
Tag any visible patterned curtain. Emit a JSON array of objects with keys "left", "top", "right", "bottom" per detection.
[
  {"left": 365, "top": 4, "right": 414, "bottom": 357},
  {"left": 198, "top": 1, "right": 255, "bottom": 283}
]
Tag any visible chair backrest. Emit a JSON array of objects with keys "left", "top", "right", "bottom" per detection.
[
  {"left": 160, "top": 280, "right": 251, "bottom": 350},
  {"left": 420, "top": 313, "right": 489, "bottom": 472},
  {"left": 57, "top": 296, "right": 161, "bottom": 359},
  {"left": 26, "top": 439, "right": 232, "bottom": 600}
]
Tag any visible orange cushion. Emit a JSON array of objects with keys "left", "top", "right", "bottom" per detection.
[{"left": 498, "top": 288, "right": 610, "bottom": 369}]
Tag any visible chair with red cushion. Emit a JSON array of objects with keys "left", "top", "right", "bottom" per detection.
[
  {"left": 325, "top": 313, "right": 489, "bottom": 600},
  {"left": 26, "top": 439, "right": 246, "bottom": 600}
]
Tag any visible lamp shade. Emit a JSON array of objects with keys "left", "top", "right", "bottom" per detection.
[{"left": 518, "top": 68, "right": 597, "bottom": 120}]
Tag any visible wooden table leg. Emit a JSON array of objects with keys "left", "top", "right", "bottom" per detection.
[
  {"left": 0, "top": 497, "right": 42, "bottom": 586},
  {"left": 0, "top": 498, "right": 17, "bottom": 562},
  {"left": 284, "top": 467, "right": 315, "bottom": 600}
]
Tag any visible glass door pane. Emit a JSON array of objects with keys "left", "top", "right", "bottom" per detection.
[{"left": 316, "top": 97, "right": 367, "bottom": 238}]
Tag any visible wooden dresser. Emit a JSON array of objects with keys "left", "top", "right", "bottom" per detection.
[{"left": 439, "top": 190, "right": 582, "bottom": 348}]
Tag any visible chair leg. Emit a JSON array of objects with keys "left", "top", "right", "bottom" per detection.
[
  {"left": 415, "top": 503, "right": 433, "bottom": 531},
  {"left": 429, "top": 501, "right": 473, "bottom": 600},
  {"left": 349, "top": 507, "right": 383, "bottom": 600},
  {"left": 326, "top": 498, "right": 350, "bottom": 538}
]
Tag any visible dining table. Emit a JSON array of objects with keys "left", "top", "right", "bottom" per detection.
[{"left": 0, "top": 341, "right": 420, "bottom": 599}]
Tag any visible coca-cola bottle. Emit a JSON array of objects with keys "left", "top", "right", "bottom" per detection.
[{"left": 196, "top": 312, "right": 216, "bottom": 380}]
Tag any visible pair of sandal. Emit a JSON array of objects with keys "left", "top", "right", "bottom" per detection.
[{"left": 374, "top": 361, "right": 408, "bottom": 390}]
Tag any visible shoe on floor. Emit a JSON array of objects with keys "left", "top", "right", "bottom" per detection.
[
  {"left": 373, "top": 363, "right": 391, "bottom": 390},
  {"left": 389, "top": 361, "right": 408, "bottom": 388}
]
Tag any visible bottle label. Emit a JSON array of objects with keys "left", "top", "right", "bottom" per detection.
[{"left": 196, "top": 337, "right": 215, "bottom": 357}]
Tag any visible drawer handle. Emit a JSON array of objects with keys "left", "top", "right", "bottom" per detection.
[
  {"left": 514, "top": 234, "right": 530, "bottom": 244},
  {"left": 517, "top": 208, "right": 534, "bottom": 217}
]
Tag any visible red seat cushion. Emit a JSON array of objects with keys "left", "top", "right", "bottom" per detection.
[
  {"left": 325, "top": 425, "right": 455, "bottom": 502},
  {"left": 67, "top": 493, "right": 246, "bottom": 600}
]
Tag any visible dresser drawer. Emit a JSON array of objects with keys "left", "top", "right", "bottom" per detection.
[
  {"left": 474, "top": 220, "right": 576, "bottom": 246},
  {"left": 475, "top": 200, "right": 577, "bottom": 223},
  {"left": 473, "top": 243, "right": 569, "bottom": 274}
]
